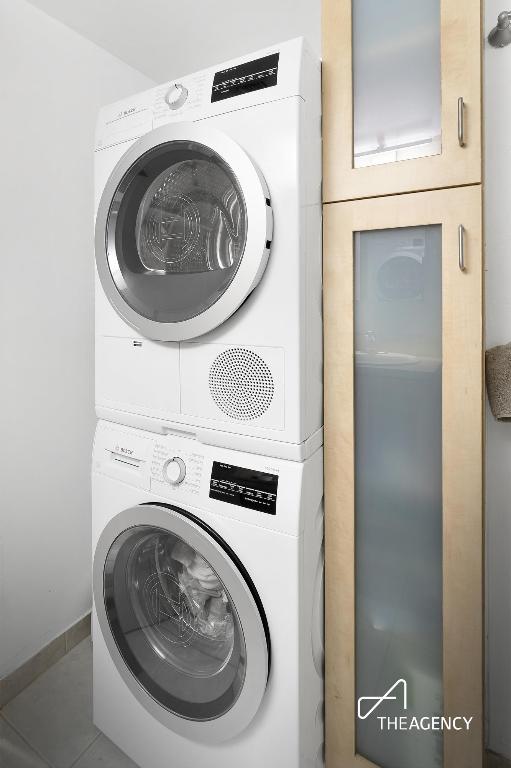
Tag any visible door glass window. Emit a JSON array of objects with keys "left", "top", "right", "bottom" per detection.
[
  {"left": 352, "top": 0, "right": 442, "bottom": 168},
  {"left": 354, "top": 226, "right": 443, "bottom": 767},
  {"left": 104, "top": 525, "right": 246, "bottom": 721},
  {"left": 106, "top": 142, "right": 247, "bottom": 323}
]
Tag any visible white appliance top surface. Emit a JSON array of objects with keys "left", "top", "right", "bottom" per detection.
[{"left": 95, "top": 37, "right": 316, "bottom": 150}]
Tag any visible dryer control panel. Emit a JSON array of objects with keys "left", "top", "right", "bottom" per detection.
[{"left": 95, "top": 38, "right": 315, "bottom": 148}]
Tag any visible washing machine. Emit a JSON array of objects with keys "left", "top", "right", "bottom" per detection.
[
  {"left": 94, "top": 38, "right": 322, "bottom": 461},
  {"left": 92, "top": 420, "right": 324, "bottom": 767}
]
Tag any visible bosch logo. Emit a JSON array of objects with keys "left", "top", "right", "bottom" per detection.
[{"left": 115, "top": 445, "right": 133, "bottom": 456}]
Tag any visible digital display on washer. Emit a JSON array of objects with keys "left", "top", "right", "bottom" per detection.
[
  {"left": 211, "top": 53, "right": 279, "bottom": 103},
  {"left": 209, "top": 461, "right": 278, "bottom": 515}
]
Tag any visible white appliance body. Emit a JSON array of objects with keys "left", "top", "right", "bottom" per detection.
[
  {"left": 92, "top": 420, "right": 324, "bottom": 768},
  {"left": 94, "top": 39, "right": 322, "bottom": 461}
]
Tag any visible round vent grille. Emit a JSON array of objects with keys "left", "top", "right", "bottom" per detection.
[{"left": 209, "top": 348, "right": 274, "bottom": 421}]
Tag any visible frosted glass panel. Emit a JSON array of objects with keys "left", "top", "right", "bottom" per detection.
[
  {"left": 353, "top": 1, "right": 441, "bottom": 168},
  {"left": 354, "top": 226, "right": 443, "bottom": 768}
]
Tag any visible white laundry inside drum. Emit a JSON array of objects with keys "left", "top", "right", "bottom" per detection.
[
  {"left": 135, "top": 159, "right": 246, "bottom": 274},
  {"left": 127, "top": 529, "right": 238, "bottom": 682}
]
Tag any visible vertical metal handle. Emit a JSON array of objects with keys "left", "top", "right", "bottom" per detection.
[
  {"left": 458, "top": 225, "right": 466, "bottom": 272},
  {"left": 458, "top": 97, "right": 465, "bottom": 147}
]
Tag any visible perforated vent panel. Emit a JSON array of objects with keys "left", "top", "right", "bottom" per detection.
[{"left": 209, "top": 348, "right": 275, "bottom": 421}]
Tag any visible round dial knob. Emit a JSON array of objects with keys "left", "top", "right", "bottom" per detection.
[
  {"left": 165, "top": 83, "right": 188, "bottom": 110},
  {"left": 162, "top": 457, "right": 186, "bottom": 485}
]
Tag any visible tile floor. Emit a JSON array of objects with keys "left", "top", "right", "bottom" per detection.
[
  {"left": 0, "top": 638, "right": 139, "bottom": 768},
  {"left": 0, "top": 638, "right": 504, "bottom": 768}
]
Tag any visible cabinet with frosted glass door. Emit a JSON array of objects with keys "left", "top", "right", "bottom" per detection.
[
  {"left": 322, "top": 0, "right": 482, "bottom": 202},
  {"left": 324, "top": 186, "right": 483, "bottom": 768}
]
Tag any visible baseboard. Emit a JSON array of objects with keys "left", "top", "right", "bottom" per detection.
[
  {"left": 486, "top": 750, "right": 511, "bottom": 768},
  {"left": 0, "top": 612, "right": 91, "bottom": 708}
]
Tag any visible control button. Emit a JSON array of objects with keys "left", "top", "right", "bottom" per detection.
[
  {"left": 162, "top": 457, "right": 186, "bottom": 485},
  {"left": 165, "top": 83, "right": 188, "bottom": 110}
]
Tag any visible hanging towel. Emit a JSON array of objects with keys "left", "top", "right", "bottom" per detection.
[{"left": 486, "top": 342, "right": 511, "bottom": 420}]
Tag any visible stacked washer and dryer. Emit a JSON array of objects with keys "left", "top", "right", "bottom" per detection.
[{"left": 92, "top": 38, "right": 324, "bottom": 768}]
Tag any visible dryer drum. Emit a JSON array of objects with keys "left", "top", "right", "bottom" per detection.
[
  {"left": 95, "top": 122, "right": 272, "bottom": 342},
  {"left": 109, "top": 142, "right": 248, "bottom": 325},
  {"left": 135, "top": 159, "right": 246, "bottom": 274}
]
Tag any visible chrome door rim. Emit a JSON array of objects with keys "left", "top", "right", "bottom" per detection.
[
  {"left": 95, "top": 122, "right": 273, "bottom": 341},
  {"left": 93, "top": 503, "right": 270, "bottom": 743}
]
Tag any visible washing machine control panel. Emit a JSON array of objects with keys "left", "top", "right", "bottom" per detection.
[
  {"left": 209, "top": 461, "right": 279, "bottom": 515},
  {"left": 165, "top": 83, "right": 188, "bottom": 110},
  {"left": 150, "top": 442, "right": 203, "bottom": 496},
  {"left": 211, "top": 52, "right": 280, "bottom": 103},
  {"left": 162, "top": 456, "right": 186, "bottom": 485},
  {"left": 93, "top": 422, "right": 317, "bottom": 535}
]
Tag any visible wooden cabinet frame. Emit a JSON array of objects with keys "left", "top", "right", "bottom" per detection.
[
  {"left": 322, "top": 0, "right": 482, "bottom": 203},
  {"left": 324, "top": 186, "right": 484, "bottom": 768}
]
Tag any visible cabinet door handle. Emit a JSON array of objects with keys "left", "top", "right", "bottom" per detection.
[
  {"left": 458, "top": 225, "right": 466, "bottom": 272},
  {"left": 458, "top": 97, "right": 465, "bottom": 147}
]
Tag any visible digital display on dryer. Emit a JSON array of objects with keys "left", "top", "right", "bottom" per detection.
[
  {"left": 211, "top": 53, "right": 279, "bottom": 103},
  {"left": 209, "top": 461, "right": 278, "bottom": 515}
]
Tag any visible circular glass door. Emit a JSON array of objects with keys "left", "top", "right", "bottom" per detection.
[
  {"left": 94, "top": 504, "right": 269, "bottom": 742},
  {"left": 110, "top": 142, "right": 247, "bottom": 324},
  {"left": 95, "top": 123, "right": 272, "bottom": 342},
  {"left": 105, "top": 524, "right": 245, "bottom": 720}
]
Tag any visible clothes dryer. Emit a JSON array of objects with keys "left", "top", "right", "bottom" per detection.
[{"left": 94, "top": 38, "right": 322, "bottom": 460}]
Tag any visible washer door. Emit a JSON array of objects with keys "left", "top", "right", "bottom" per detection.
[
  {"left": 95, "top": 123, "right": 273, "bottom": 341},
  {"left": 93, "top": 504, "right": 270, "bottom": 743}
]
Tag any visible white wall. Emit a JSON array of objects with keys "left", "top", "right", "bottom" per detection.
[
  {"left": 0, "top": 0, "right": 319, "bottom": 683},
  {"left": 24, "top": 0, "right": 321, "bottom": 81},
  {"left": 0, "top": 0, "right": 153, "bottom": 678},
  {"left": 485, "top": 0, "right": 511, "bottom": 758}
]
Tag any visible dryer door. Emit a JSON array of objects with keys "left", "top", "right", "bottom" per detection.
[
  {"left": 95, "top": 123, "right": 273, "bottom": 341},
  {"left": 93, "top": 503, "right": 270, "bottom": 743}
]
